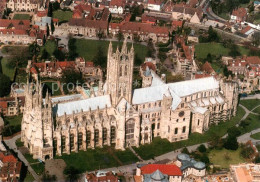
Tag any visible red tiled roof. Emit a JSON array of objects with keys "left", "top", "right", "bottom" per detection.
[
  {"left": 69, "top": 18, "right": 108, "bottom": 29},
  {"left": 86, "top": 61, "right": 94, "bottom": 67},
  {"left": 188, "top": 0, "right": 198, "bottom": 7},
  {"left": 142, "top": 14, "right": 156, "bottom": 23},
  {"left": 246, "top": 56, "right": 260, "bottom": 65},
  {"left": 110, "top": 0, "right": 125, "bottom": 6},
  {"left": 3, "top": 155, "right": 17, "bottom": 163},
  {"left": 148, "top": 0, "right": 163, "bottom": 5},
  {"left": 232, "top": 8, "right": 247, "bottom": 18},
  {"left": 0, "top": 19, "right": 30, "bottom": 29},
  {"left": 240, "top": 26, "right": 252, "bottom": 34},
  {"left": 141, "top": 164, "right": 182, "bottom": 176},
  {"left": 194, "top": 73, "right": 211, "bottom": 79},
  {"left": 201, "top": 61, "right": 215, "bottom": 74},
  {"left": 141, "top": 62, "right": 156, "bottom": 71},
  {"left": 36, "top": 10, "right": 48, "bottom": 17},
  {"left": 172, "top": 20, "right": 183, "bottom": 27}
]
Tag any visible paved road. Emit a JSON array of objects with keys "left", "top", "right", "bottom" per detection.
[{"left": 4, "top": 135, "right": 40, "bottom": 181}]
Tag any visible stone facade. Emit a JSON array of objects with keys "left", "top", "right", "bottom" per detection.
[
  {"left": 21, "top": 40, "right": 239, "bottom": 161},
  {"left": 7, "top": 0, "right": 46, "bottom": 12}
]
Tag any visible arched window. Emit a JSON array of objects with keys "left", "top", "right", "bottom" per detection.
[
  {"left": 198, "top": 119, "right": 200, "bottom": 126},
  {"left": 157, "top": 123, "right": 160, "bottom": 129},
  {"left": 53, "top": 137, "right": 57, "bottom": 155},
  {"left": 126, "top": 119, "right": 135, "bottom": 141},
  {"left": 119, "top": 66, "right": 122, "bottom": 76},
  {"left": 182, "top": 126, "right": 186, "bottom": 133},
  {"left": 174, "top": 128, "right": 178, "bottom": 134},
  {"left": 125, "top": 65, "right": 128, "bottom": 76},
  {"left": 103, "top": 128, "right": 107, "bottom": 143},
  {"left": 70, "top": 134, "right": 74, "bottom": 150},
  {"left": 94, "top": 129, "right": 99, "bottom": 146},
  {"left": 86, "top": 131, "right": 91, "bottom": 147},
  {"left": 118, "top": 87, "right": 121, "bottom": 97},
  {"left": 78, "top": 132, "right": 83, "bottom": 148},
  {"left": 111, "top": 126, "right": 116, "bottom": 144},
  {"left": 123, "top": 87, "right": 126, "bottom": 96},
  {"left": 168, "top": 126, "right": 170, "bottom": 133}
]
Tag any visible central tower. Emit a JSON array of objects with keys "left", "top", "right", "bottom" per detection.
[{"left": 106, "top": 40, "right": 134, "bottom": 106}]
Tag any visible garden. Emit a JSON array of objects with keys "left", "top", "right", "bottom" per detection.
[
  {"left": 53, "top": 10, "right": 73, "bottom": 23},
  {"left": 13, "top": 14, "right": 31, "bottom": 20}
]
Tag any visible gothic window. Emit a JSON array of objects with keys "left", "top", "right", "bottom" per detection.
[
  {"left": 157, "top": 123, "right": 160, "bottom": 129},
  {"left": 123, "top": 87, "right": 126, "bottom": 96},
  {"left": 94, "top": 129, "right": 99, "bottom": 146},
  {"left": 53, "top": 138, "right": 57, "bottom": 153},
  {"left": 183, "top": 118, "right": 185, "bottom": 121},
  {"left": 82, "top": 116, "right": 86, "bottom": 121},
  {"left": 145, "top": 126, "right": 148, "bottom": 131},
  {"left": 175, "top": 128, "right": 178, "bottom": 134},
  {"left": 86, "top": 131, "right": 91, "bottom": 147},
  {"left": 126, "top": 119, "right": 135, "bottom": 140},
  {"left": 70, "top": 134, "right": 74, "bottom": 150},
  {"left": 91, "top": 114, "right": 95, "bottom": 121},
  {"left": 118, "top": 87, "right": 121, "bottom": 97},
  {"left": 111, "top": 126, "right": 116, "bottom": 143},
  {"left": 61, "top": 136, "right": 66, "bottom": 152},
  {"left": 103, "top": 128, "right": 107, "bottom": 143},
  {"left": 74, "top": 117, "right": 78, "bottom": 123},
  {"left": 182, "top": 126, "right": 186, "bottom": 133},
  {"left": 179, "top": 111, "right": 185, "bottom": 117},
  {"left": 168, "top": 126, "right": 170, "bottom": 133},
  {"left": 125, "top": 65, "right": 128, "bottom": 76},
  {"left": 198, "top": 119, "right": 200, "bottom": 126},
  {"left": 78, "top": 132, "right": 83, "bottom": 147},
  {"left": 176, "top": 119, "right": 179, "bottom": 122},
  {"left": 119, "top": 66, "right": 122, "bottom": 76},
  {"left": 181, "top": 103, "right": 184, "bottom": 108}
]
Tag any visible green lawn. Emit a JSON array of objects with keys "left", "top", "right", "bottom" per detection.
[
  {"left": 31, "top": 163, "right": 45, "bottom": 175},
  {"left": 240, "top": 99, "right": 260, "bottom": 111},
  {"left": 4, "top": 115, "right": 22, "bottom": 127},
  {"left": 53, "top": 10, "right": 73, "bottom": 22},
  {"left": 0, "top": 57, "right": 15, "bottom": 80},
  {"left": 134, "top": 106, "right": 246, "bottom": 160},
  {"left": 43, "top": 82, "right": 62, "bottom": 96},
  {"left": 55, "top": 147, "right": 138, "bottom": 173},
  {"left": 251, "top": 132, "right": 260, "bottom": 140},
  {"left": 209, "top": 148, "right": 246, "bottom": 168},
  {"left": 195, "top": 43, "right": 250, "bottom": 60},
  {"left": 252, "top": 106, "right": 260, "bottom": 114},
  {"left": 13, "top": 14, "right": 30, "bottom": 20},
  {"left": 74, "top": 39, "right": 148, "bottom": 66},
  {"left": 240, "top": 114, "right": 260, "bottom": 134},
  {"left": 41, "top": 40, "right": 56, "bottom": 56}
]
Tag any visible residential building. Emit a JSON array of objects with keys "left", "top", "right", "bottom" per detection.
[
  {"left": 231, "top": 8, "right": 247, "bottom": 23},
  {"left": 21, "top": 40, "right": 238, "bottom": 161},
  {"left": 0, "top": 96, "right": 25, "bottom": 116},
  {"left": 0, "top": 152, "right": 22, "bottom": 182},
  {"left": 109, "top": 0, "right": 125, "bottom": 14},
  {"left": 6, "top": 0, "right": 46, "bottom": 12},
  {"left": 109, "top": 21, "right": 169, "bottom": 43},
  {"left": 230, "top": 163, "right": 260, "bottom": 182},
  {"left": 147, "top": 0, "right": 163, "bottom": 11},
  {"left": 201, "top": 61, "right": 216, "bottom": 76},
  {"left": 135, "top": 163, "right": 182, "bottom": 182},
  {"left": 85, "top": 171, "right": 118, "bottom": 182}
]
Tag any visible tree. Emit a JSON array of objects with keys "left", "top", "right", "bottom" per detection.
[
  {"left": 181, "top": 147, "right": 190, "bottom": 154},
  {"left": 96, "top": 29, "right": 104, "bottom": 40},
  {"left": 208, "top": 26, "right": 219, "bottom": 42},
  {"left": 223, "top": 65, "right": 232, "bottom": 77},
  {"left": 42, "top": 172, "right": 57, "bottom": 182},
  {"left": 117, "top": 31, "right": 124, "bottom": 42},
  {"left": 68, "top": 38, "right": 78, "bottom": 60},
  {"left": 0, "top": 57, "right": 2, "bottom": 74},
  {"left": 51, "top": 19, "right": 55, "bottom": 34},
  {"left": 197, "top": 144, "right": 207, "bottom": 153},
  {"left": 229, "top": 44, "right": 241, "bottom": 57},
  {"left": 200, "top": 154, "right": 210, "bottom": 164},
  {"left": 227, "top": 126, "right": 241, "bottom": 138},
  {"left": 240, "top": 120, "right": 250, "bottom": 128},
  {"left": 224, "top": 136, "right": 238, "bottom": 150},
  {"left": 63, "top": 166, "right": 80, "bottom": 182},
  {"left": 240, "top": 144, "right": 254, "bottom": 159},
  {"left": 62, "top": 70, "right": 84, "bottom": 87},
  {"left": 29, "top": 42, "right": 40, "bottom": 58},
  {"left": 252, "top": 32, "right": 260, "bottom": 47},
  {"left": 0, "top": 74, "right": 11, "bottom": 97},
  {"left": 53, "top": 49, "right": 65, "bottom": 61},
  {"left": 93, "top": 46, "right": 107, "bottom": 68},
  {"left": 46, "top": 23, "right": 50, "bottom": 37},
  {"left": 48, "top": 2, "right": 53, "bottom": 17},
  {"left": 41, "top": 49, "right": 49, "bottom": 60},
  {"left": 52, "top": 1, "right": 60, "bottom": 11},
  {"left": 7, "top": 47, "right": 29, "bottom": 68}
]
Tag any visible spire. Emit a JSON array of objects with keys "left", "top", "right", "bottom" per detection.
[
  {"left": 131, "top": 42, "right": 134, "bottom": 52},
  {"left": 108, "top": 41, "right": 112, "bottom": 56},
  {"left": 121, "top": 38, "right": 127, "bottom": 54}
]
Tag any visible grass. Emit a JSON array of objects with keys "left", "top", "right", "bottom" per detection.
[
  {"left": 55, "top": 147, "right": 138, "bottom": 173},
  {"left": 209, "top": 148, "right": 246, "bottom": 168},
  {"left": 252, "top": 106, "right": 260, "bottom": 114},
  {"left": 24, "top": 153, "right": 39, "bottom": 163},
  {"left": 240, "top": 114, "right": 260, "bottom": 134},
  {"left": 13, "top": 14, "right": 30, "bottom": 20},
  {"left": 240, "top": 99, "right": 260, "bottom": 111},
  {"left": 251, "top": 132, "right": 260, "bottom": 140},
  {"left": 53, "top": 10, "right": 73, "bottom": 22},
  {"left": 74, "top": 39, "right": 148, "bottom": 65},
  {"left": 4, "top": 115, "right": 23, "bottom": 127},
  {"left": 195, "top": 43, "right": 250, "bottom": 60},
  {"left": 31, "top": 163, "right": 45, "bottom": 175},
  {"left": 24, "top": 172, "right": 35, "bottom": 182},
  {"left": 0, "top": 57, "right": 15, "bottom": 80},
  {"left": 134, "top": 106, "right": 246, "bottom": 160}
]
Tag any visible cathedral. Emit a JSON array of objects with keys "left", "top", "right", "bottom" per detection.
[{"left": 21, "top": 40, "right": 239, "bottom": 161}]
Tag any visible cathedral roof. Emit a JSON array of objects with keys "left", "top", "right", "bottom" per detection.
[
  {"left": 132, "top": 77, "right": 219, "bottom": 110},
  {"left": 53, "top": 95, "right": 111, "bottom": 117}
]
